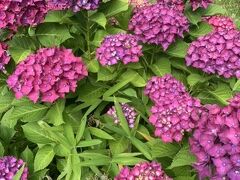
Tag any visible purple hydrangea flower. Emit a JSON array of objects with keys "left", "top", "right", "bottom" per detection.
[
  {"left": 205, "top": 15, "right": 237, "bottom": 32},
  {"left": 47, "top": 0, "right": 72, "bottom": 10},
  {"left": 114, "top": 161, "right": 172, "bottom": 180},
  {"left": 145, "top": 74, "right": 202, "bottom": 142},
  {"left": 7, "top": 47, "right": 88, "bottom": 103},
  {"left": 96, "top": 34, "right": 143, "bottom": 66},
  {"left": 107, "top": 103, "right": 137, "bottom": 128},
  {"left": 0, "top": 0, "right": 48, "bottom": 30},
  {"left": 72, "top": 0, "right": 101, "bottom": 12},
  {"left": 0, "top": 156, "right": 28, "bottom": 180},
  {"left": 190, "top": 0, "right": 213, "bottom": 11},
  {"left": 0, "top": 42, "right": 10, "bottom": 71},
  {"left": 128, "top": 3, "right": 189, "bottom": 51},
  {"left": 190, "top": 94, "right": 240, "bottom": 179},
  {"left": 185, "top": 30, "right": 240, "bottom": 79},
  {"left": 157, "top": 0, "right": 185, "bottom": 12}
]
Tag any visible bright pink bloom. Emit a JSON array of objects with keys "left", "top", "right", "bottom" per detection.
[{"left": 0, "top": 42, "right": 10, "bottom": 70}]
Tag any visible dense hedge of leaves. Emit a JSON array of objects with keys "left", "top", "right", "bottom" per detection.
[{"left": 0, "top": 0, "right": 240, "bottom": 179}]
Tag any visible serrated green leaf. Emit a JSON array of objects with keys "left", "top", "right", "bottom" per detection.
[
  {"left": 184, "top": 5, "right": 202, "bottom": 25},
  {"left": 90, "top": 12, "right": 107, "bottom": 28},
  {"left": 166, "top": 40, "right": 189, "bottom": 58},
  {"left": 102, "top": 0, "right": 129, "bottom": 17},
  {"left": 187, "top": 73, "right": 207, "bottom": 86},
  {"left": 34, "top": 145, "right": 55, "bottom": 172},
  {"left": 203, "top": 4, "right": 227, "bottom": 16},
  {"left": 208, "top": 83, "right": 232, "bottom": 105},
  {"left": 44, "top": 10, "right": 73, "bottom": 23},
  {"left": 47, "top": 99, "right": 65, "bottom": 126},
  {"left": 189, "top": 22, "right": 213, "bottom": 37},
  {"left": 149, "top": 57, "right": 171, "bottom": 76}
]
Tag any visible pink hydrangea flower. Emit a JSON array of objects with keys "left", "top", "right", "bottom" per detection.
[
  {"left": 96, "top": 34, "right": 143, "bottom": 66},
  {"left": 0, "top": 156, "right": 28, "bottom": 180},
  {"left": 72, "top": 0, "right": 101, "bottom": 12},
  {"left": 115, "top": 161, "right": 172, "bottom": 180},
  {"left": 0, "top": 0, "right": 48, "bottom": 30},
  {"left": 128, "top": 2, "right": 189, "bottom": 51},
  {"left": 157, "top": 0, "right": 185, "bottom": 12},
  {"left": 190, "top": 94, "right": 240, "bottom": 179},
  {"left": 145, "top": 74, "right": 202, "bottom": 142},
  {"left": 190, "top": 0, "right": 213, "bottom": 11},
  {"left": 0, "top": 42, "right": 10, "bottom": 71},
  {"left": 107, "top": 103, "right": 137, "bottom": 128},
  {"left": 186, "top": 30, "right": 240, "bottom": 79},
  {"left": 47, "top": 0, "right": 72, "bottom": 10},
  {"left": 7, "top": 47, "right": 88, "bottom": 103}
]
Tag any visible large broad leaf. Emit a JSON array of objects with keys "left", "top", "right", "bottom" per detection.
[
  {"left": 109, "top": 136, "right": 129, "bottom": 155},
  {"left": 44, "top": 10, "right": 73, "bottom": 23},
  {"left": 0, "top": 142, "right": 4, "bottom": 157},
  {"left": 119, "top": 69, "right": 146, "bottom": 87},
  {"left": 168, "top": 144, "right": 196, "bottom": 169},
  {"left": 203, "top": 4, "right": 227, "bottom": 16},
  {"left": 0, "top": 91, "right": 14, "bottom": 113},
  {"left": 34, "top": 145, "right": 55, "bottom": 172},
  {"left": 47, "top": 99, "right": 65, "bottom": 126},
  {"left": 184, "top": 5, "right": 202, "bottom": 25},
  {"left": 97, "top": 66, "right": 118, "bottom": 81},
  {"left": 36, "top": 23, "right": 72, "bottom": 47},
  {"left": 22, "top": 122, "right": 56, "bottom": 144},
  {"left": 21, "top": 147, "right": 34, "bottom": 172},
  {"left": 166, "top": 40, "right": 189, "bottom": 58},
  {"left": 208, "top": 83, "right": 232, "bottom": 105},
  {"left": 189, "top": 22, "right": 213, "bottom": 37},
  {"left": 101, "top": 0, "right": 129, "bottom": 17},
  {"left": 90, "top": 12, "right": 107, "bottom": 28},
  {"left": 88, "top": 127, "right": 115, "bottom": 140},
  {"left": 149, "top": 57, "right": 171, "bottom": 76}
]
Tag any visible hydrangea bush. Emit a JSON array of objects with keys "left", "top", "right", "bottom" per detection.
[{"left": 0, "top": 0, "right": 239, "bottom": 179}]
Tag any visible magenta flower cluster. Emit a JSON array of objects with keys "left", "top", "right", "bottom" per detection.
[
  {"left": 157, "top": 0, "right": 185, "bottom": 12},
  {"left": 190, "top": 94, "right": 240, "bottom": 179},
  {"left": 205, "top": 15, "right": 237, "bottom": 32},
  {"left": 0, "top": 156, "right": 28, "bottom": 180},
  {"left": 145, "top": 74, "right": 202, "bottom": 142},
  {"left": 47, "top": 0, "right": 72, "bottom": 11},
  {"left": 186, "top": 29, "right": 240, "bottom": 79},
  {"left": 107, "top": 103, "right": 137, "bottom": 128},
  {"left": 7, "top": 47, "right": 88, "bottom": 103},
  {"left": 128, "top": 2, "right": 189, "bottom": 51},
  {"left": 0, "top": 43, "right": 10, "bottom": 71},
  {"left": 115, "top": 161, "right": 172, "bottom": 180},
  {"left": 190, "top": 0, "right": 213, "bottom": 11},
  {"left": 0, "top": 0, "right": 48, "bottom": 30},
  {"left": 72, "top": 0, "right": 101, "bottom": 12},
  {"left": 96, "top": 34, "right": 143, "bottom": 66}
]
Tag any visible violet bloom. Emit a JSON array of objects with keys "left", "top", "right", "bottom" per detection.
[
  {"left": 72, "top": 0, "right": 101, "bottom": 12},
  {"left": 0, "top": 156, "right": 28, "bottom": 180},
  {"left": 157, "top": 0, "right": 185, "bottom": 12},
  {"left": 205, "top": 15, "right": 237, "bottom": 32},
  {"left": 0, "top": 42, "right": 10, "bottom": 71},
  {"left": 145, "top": 74, "right": 202, "bottom": 142},
  {"left": 0, "top": 0, "right": 48, "bottom": 30},
  {"left": 114, "top": 161, "right": 172, "bottom": 180},
  {"left": 190, "top": 0, "right": 213, "bottom": 11},
  {"left": 107, "top": 103, "right": 137, "bottom": 128},
  {"left": 96, "top": 34, "right": 143, "bottom": 66},
  {"left": 186, "top": 30, "right": 240, "bottom": 79},
  {"left": 190, "top": 94, "right": 240, "bottom": 179},
  {"left": 128, "top": 2, "right": 189, "bottom": 51},
  {"left": 7, "top": 47, "right": 88, "bottom": 103},
  {"left": 47, "top": 0, "right": 72, "bottom": 10}
]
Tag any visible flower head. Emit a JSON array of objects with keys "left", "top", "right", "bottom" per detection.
[
  {"left": 186, "top": 30, "right": 240, "bottom": 79},
  {"left": 128, "top": 3, "right": 189, "bottom": 50},
  {"left": 114, "top": 161, "right": 172, "bottom": 180},
  {"left": 7, "top": 47, "right": 88, "bottom": 103},
  {"left": 190, "top": 94, "right": 240, "bottom": 179},
  {"left": 72, "top": 0, "right": 101, "bottom": 12},
  {"left": 0, "top": 0, "right": 48, "bottom": 30},
  {"left": 107, "top": 103, "right": 137, "bottom": 128},
  {"left": 205, "top": 15, "right": 237, "bottom": 32},
  {"left": 96, "top": 34, "right": 143, "bottom": 66},
  {"left": 157, "top": 0, "right": 185, "bottom": 12},
  {"left": 0, "top": 42, "right": 10, "bottom": 71},
  {"left": 47, "top": 0, "right": 72, "bottom": 10},
  {"left": 145, "top": 74, "right": 202, "bottom": 142},
  {"left": 0, "top": 156, "right": 28, "bottom": 180},
  {"left": 190, "top": 0, "right": 213, "bottom": 11}
]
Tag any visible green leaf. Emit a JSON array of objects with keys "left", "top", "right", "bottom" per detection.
[
  {"left": 36, "top": 23, "right": 72, "bottom": 47},
  {"left": 189, "top": 22, "right": 213, "bottom": 37},
  {"left": 233, "top": 80, "right": 240, "bottom": 91},
  {"left": 169, "top": 144, "right": 196, "bottom": 169},
  {"left": 97, "top": 66, "right": 118, "bottom": 81},
  {"left": 187, "top": 74, "right": 208, "bottom": 86},
  {"left": 208, "top": 83, "right": 232, "bottom": 105},
  {"left": 77, "top": 139, "right": 102, "bottom": 147},
  {"left": 0, "top": 92, "right": 14, "bottom": 113},
  {"left": 166, "top": 40, "right": 189, "bottom": 58},
  {"left": 34, "top": 145, "right": 55, "bottom": 172},
  {"left": 21, "top": 146, "right": 34, "bottom": 172},
  {"left": 151, "top": 139, "right": 180, "bottom": 158},
  {"left": 130, "top": 137, "right": 152, "bottom": 160},
  {"left": 0, "top": 141, "right": 4, "bottom": 156},
  {"left": 13, "top": 164, "right": 25, "bottom": 180},
  {"left": 44, "top": 10, "right": 73, "bottom": 23},
  {"left": 86, "top": 59, "right": 100, "bottom": 73},
  {"left": 109, "top": 136, "right": 129, "bottom": 154},
  {"left": 90, "top": 12, "right": 107, "bottom": 28},
  {"left": 1, "top": 108, "right": 18, "bottom": 129},
  {"left": 102, "top": 0, "right": 129, "bottom": 17},
  {"left": 119, "top": 69, "right": 146, "bottom": 87},
  {"left": 8, "top": 36, "right": 38, "bottom": 64},
  {"left": 149, "top": 57, "right": 171, "bottom": 76},
  {"left": 47, "top": 99, "right": 65, "bottom": 126},
  {"left": 184, "top": 5, "right": 202, "bottom": 25},
  {"left": 112, "top": 156, "right": 145, "bottom": 165},
  {"left": 9, "top": 104, "right": 48, "bottom": 122},
  {"left": 92, "top": 30, "right": 108, "bottom": 47},
  {"left": 22, "top": 122, "right": 56, "bottom": 144},
  {"left": 203, "top": 4, "right": 227, "bottom": 16},
  {"left": 88, "top": 127, "right": 115, "bottom": 140},
  {"left": 174, "top": 176, "right": 196, "bottom": 180}
]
